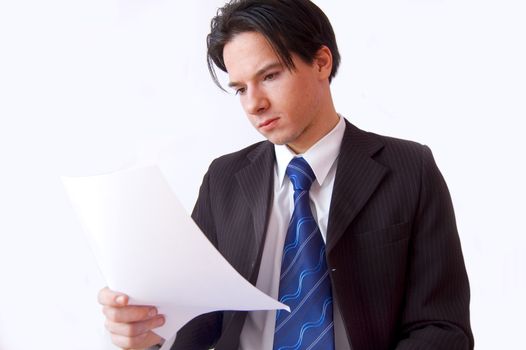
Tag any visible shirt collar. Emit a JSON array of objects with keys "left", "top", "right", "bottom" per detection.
[{"left": 274, "top": 115, "right": 346, "bottom": 187}]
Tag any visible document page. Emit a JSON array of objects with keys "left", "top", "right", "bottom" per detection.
[{"left": 62, "top": 165, "right": 288, "bottom": 343}]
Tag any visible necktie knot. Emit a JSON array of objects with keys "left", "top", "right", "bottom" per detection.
[{"left": 286, "top": 157, "right": 316, "bottom": 192}]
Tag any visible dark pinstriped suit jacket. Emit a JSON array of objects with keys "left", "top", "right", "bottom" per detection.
[{"left": 172, "top": 120, "right": 474, "bottom": 350}]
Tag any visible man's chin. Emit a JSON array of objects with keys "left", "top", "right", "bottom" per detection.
[
  {"left": 268, "top": 140, "right": 286, "bottom": 145},
  {"left": 260, "top": 129, "right": 300, "bottom": 149},
  {"left": 265, "top": 137, "right": 289, "bottom": 146}
]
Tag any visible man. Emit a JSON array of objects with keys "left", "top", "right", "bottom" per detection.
[{"left": 98, "top": 0, "right": 474, "bottom": 349}]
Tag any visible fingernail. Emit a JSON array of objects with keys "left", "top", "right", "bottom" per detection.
[
  {"left": 149, "top": 308, "right": 157, "bottom": 317},
  {"left": 115, "top": 295, "right": 125, "bottom": 305},
  {"left": 157, "top": 315, "right": 165, "bottom": 326}
]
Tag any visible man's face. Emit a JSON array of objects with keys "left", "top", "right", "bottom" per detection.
[{"left": 223, "top": 31, "right": 328, "bottom": 153}]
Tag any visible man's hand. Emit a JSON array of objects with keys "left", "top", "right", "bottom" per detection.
[{"left": 98, "top": 287, "right": 165, "bottom": 350}]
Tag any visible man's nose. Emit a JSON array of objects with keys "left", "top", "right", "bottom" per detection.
[{"left": 244, "top": 88, "right": 269, "bottom": 115}]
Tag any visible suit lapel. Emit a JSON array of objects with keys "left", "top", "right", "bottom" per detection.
[
  {"left": 326, "top": 121, "right": 387, "bottom": 253},
  {"left": 234, "top": 141, "right": 275, "bottom": 280},
  {"left": 216, "top": 142, "right": 275, "bottom": 350}
]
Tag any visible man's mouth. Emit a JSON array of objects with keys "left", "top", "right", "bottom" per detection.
[{"left": 258, "top": 117, "right": 279, "bottom": 129}]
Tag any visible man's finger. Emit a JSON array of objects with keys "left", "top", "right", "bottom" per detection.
[
  {"left": 98, "top": 287, "right": 128, "bottom": 307},
  {"left": 105, "top": 315, "right": 165, "bottom": 337},
  {"left": 103, "top": 305, "right": 158, "bottom": 323}
]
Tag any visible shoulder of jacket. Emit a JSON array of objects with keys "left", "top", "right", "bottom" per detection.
[{"left": 208, "top": 140, "right": 271, "bottom": 173}]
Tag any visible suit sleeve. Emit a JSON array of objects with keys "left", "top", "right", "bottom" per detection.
[
  {"left": 395, "top": 145, "right": 474, "bottom": 349},
  {"left": 170, "top": 165, "right": 223, "bottom": 349}
]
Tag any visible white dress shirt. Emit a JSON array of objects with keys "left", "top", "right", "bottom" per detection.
[{"left": 239, "top": 116, "right": 351, "bottom": 350}]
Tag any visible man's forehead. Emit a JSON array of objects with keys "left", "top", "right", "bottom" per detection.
[{"left": 223, "top": 32, "right": 281, "bottom": 79}]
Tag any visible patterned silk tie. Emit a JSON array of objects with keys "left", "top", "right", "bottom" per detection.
[{"left": 273, "top": 157, "right": 335, "bottom": 350}]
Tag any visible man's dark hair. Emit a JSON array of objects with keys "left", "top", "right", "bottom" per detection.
[{"left": 207, "top": 0, "right": 341, "bottom": 89}]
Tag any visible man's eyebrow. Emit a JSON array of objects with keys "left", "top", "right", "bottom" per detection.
[{"left": 228, "top": 62, "right": 283, "bottom": 88}]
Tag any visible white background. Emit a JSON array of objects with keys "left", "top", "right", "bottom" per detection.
[{"left": 0, "top": 0, "right": 524, "bottom": 349}]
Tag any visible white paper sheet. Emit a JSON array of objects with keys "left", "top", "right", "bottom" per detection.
[{"left": 62, "top": 165, "right": 288, "bottom": 343}]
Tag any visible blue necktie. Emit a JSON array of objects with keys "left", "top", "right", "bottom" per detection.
[{"left": 273, "top": 157, "right": 335, "bottom": 350}]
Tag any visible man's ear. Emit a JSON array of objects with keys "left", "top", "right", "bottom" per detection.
[{"left": 314, "top": 46, "right": 333, "bottom": 80}]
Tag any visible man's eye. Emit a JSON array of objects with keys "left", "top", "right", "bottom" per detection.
[
  {"left": 264, "top": 73, "right": 277, "bottom": 81},
  {"left": 235, "top": 87, "right": 246, "bottom": 95}
]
